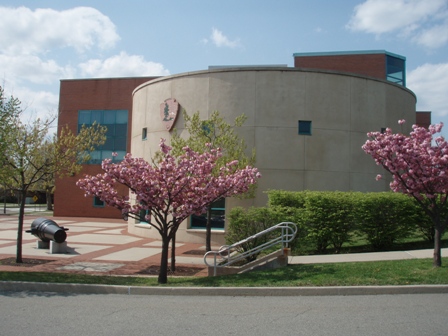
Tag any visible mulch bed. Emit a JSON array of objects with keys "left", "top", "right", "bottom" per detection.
[
  {"left": 137, "top": 265, "right": 205, "bottom": 276},
  {"left": 182, "top": 249, "right": 207, "bottom": 256},
  {"left": 0, "top": 257, "right": 56, "bottom": 267}
]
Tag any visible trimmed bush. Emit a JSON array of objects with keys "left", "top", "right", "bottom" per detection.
[
  {"left": 231, "top": 190, "right": 435, "bottom": 255},
  {"left": 302, "top": 192, "right": 356, "bottom": 253},
  {"left": 354, "top": 192, "right": 418, "bottom": 250},
  {"left": 267, "top": 189, "right": 308, "bottom": 208}
]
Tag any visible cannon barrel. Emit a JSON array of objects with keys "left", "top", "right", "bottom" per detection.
[{"left": 26, "top": 218, "right": 68, "bottom": 243}]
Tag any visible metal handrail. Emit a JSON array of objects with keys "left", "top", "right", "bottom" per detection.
[{"left": 204, "top": 222, "right": 297, "bottom": 276}]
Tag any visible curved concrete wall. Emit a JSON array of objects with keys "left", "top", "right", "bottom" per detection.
[{"left": 130, "top": 67, "right": 416, "bottom": 243}]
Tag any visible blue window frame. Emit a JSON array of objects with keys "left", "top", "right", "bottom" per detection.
[
  {"left": 298, "top": 120, "right": 312, "bottom": 135},
  {"left": 78, "top": 110, "right": 128, "bottom": 164},
  {"left": 386, "top": 55, "right": 405, "bottom": 86},
  {"left": 138, "top": 209, "right": 151, "bottom": 224},
  {"left": 93, "top": 196, "right": 105, "bottom": 207},
  {"left": 190, "top": 198, "right": 225, "bottom": 230}
]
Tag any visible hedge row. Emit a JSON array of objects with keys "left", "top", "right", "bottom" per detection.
[{"left": 227, "top": 190, "right": 434, "bottom": 255}]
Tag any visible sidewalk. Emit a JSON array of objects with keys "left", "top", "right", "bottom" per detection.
[
  {"left": 0, "top": 215, "right": 446, "bottom": 278},
  {"left": 0, "top": 215, "right": 210, "bottom": 277}
]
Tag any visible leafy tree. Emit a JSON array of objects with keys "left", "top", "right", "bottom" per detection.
[
  {"left": 0, "top": 86, "right": 22, "bottom": 184},
  {"left": 0, "top": 95, "right": 106, "bottom": 263},
  {"left": 362, "top": 120, "right": 448, "bottom": 266},
  {"left": 77, "top": 139, "right": 260, "bottom": 284},
  {"left": 170, "top": 111, "right": 256, "bottom": 251}
]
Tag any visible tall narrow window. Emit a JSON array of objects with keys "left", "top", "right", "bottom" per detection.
[
  {"left": 142, "top": 127, "right": 147, "bottom": 140},
  {"left": 138, "top": 208, "right": 151, "bottom": 223},
  {"left": 298, "top": 120, "right": 312, "bottom": 135},
  {"left": 386, "top": 54, "right": 405, "bottom": 86}
]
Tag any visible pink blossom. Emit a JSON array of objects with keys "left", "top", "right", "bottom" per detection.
[
  {"left": 76, "top": 138, "right": 261, "bottom": 283},
  {"left": 362, "top": 120, "right": 448, "bottom": 267}
]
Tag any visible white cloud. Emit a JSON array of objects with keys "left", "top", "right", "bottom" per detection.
[
  {"left": 78, "top": 52, "right": 170, "bottom": 78},
  {"left": 9, "top": 86, "right": 59, "bottom": 122},
  {"left": 347, "top": 0, "right": 448, "bottom": 48},
  {"left": 210, "top": 28, "right": 241, "bottom": 48},
  {"left": 414, "top": 22, "right": 448, "bottom": 48},
  {"left": 407, "top": 63, "right": 448, "bottom": 117},
  {"left": 0, "top": 54, "right": 75, "bottom": 85},
  {"left": 0, "top": 6, "right": 120, "bottom": 55}
]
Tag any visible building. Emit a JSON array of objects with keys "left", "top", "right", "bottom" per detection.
[
  {"left": 55, "top": 76, "right": 157, "bottom": 218},
  {"left": 55, "top": 50, "right": 425, "bottom": 245}
]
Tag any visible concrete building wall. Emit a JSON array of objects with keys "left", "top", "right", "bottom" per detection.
[{"left": 129, "top": 67, "right": 416, "bottom": 244}]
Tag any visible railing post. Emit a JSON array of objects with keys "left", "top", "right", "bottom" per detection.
[
  {"left": 204, "top": 222, "right": 297, "bottom": 274},
  {"left": 213, "top": 254, "right": 217, "bottom": 276}
]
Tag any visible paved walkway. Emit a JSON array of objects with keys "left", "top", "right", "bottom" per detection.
[
  {"left": 0, "top": 215, "right": 210, "bottom": 277},
  {"left": 0, "top": 215, "right": 446, "bottom": 278}
]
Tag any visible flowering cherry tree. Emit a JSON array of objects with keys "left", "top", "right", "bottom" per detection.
[
  {"left": 77, "top": 139, "right": 261, "bottom": 283},
  {"left": 362, "top": 120, "right": 448, "bottom": 267}
]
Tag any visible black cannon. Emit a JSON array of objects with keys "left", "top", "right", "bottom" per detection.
[{"left": 26, "top": 218, "right": 69, "bottom": 244}]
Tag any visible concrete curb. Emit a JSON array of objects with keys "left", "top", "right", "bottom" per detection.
[{"left": 1, "top": 281, "right": 448, "bottom": 296}]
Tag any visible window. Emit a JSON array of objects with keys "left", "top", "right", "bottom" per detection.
[
  {"left": 190, "top": 198, "right": 225, "bottom": 230},
  {"left": 298, "top": 120, "right": 312, "bottom": 135},
  {"left": 142, "top": 127, "right": 147, "bottom": 140},
  {"left": 78, "top": 110, "right": 128, "bottom": 164},
  {"left": 93, "top": 196, "right": 105, "bottom": 207},
  {"left": 138, "top": 209, "right": 151, "bottom": 223},
  {"left": 386, "top": 55, "right": 405, "bottom": 86}
]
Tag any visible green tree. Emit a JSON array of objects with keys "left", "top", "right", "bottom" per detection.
[
  {"left": 0, "top": 86, "right": 22, "bottom": 183},
  {"left": 0, "top": 95, "right": 106, "bottom": 262},
  {"left": 170, "top": 111, "right": 257, "bottom": 251}
]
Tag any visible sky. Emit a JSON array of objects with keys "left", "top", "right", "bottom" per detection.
[{"left": 1, "top": 0, "right": 447, "bottom": 136}]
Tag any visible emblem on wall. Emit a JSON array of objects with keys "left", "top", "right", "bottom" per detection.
[{"left": 160, "top": 98, "right": 179, "bottom": 131}]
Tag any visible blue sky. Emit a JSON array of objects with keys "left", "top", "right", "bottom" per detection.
[{"left": 1, "top": 0, "right": 447, "bottom": 135}]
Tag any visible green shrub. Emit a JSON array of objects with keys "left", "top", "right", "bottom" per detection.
[
  {"left": 354, "top": 193, "right": 417, "bottom": 250},
  {"left": 266, "top": 190, "right": 308, "bottom": 208},
  {"left": 411, "top": 195, "right": 448, "bottom": 243},
  {"left": 302, "top": 192, "right": 356, "bottom": 253},
  {"left": 413, "top": 203, "right": 434, "bottom": 242},
  {"left": 226, "top": 207, "right": 278, "bottom": 262}
]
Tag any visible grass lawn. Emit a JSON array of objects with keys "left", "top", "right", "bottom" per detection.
[{"left": 1, "top": 258, "right": 447, "bottom": 287}]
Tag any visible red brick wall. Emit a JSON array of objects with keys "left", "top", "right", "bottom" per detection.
[
  {"left": 416, "top": 111, "right": 431, "bottom": 129},
  {"left": 294, "top": 54, "right": 387, "bottom": 80},
  {"left": 54, "top": 77, "right": 157, "bottom": 218}
]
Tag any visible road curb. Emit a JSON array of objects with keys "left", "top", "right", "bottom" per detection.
[{"left": 1, "top": 281, "right": 448, "bottom": 296}]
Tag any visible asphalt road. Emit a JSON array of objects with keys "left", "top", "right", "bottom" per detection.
[{"left": 0, "top": 292, "right": 446, "bottom": 336}]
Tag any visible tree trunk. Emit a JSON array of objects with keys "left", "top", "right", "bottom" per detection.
[
  {"left": 433, "top": 224, "right": 443, "bottom": 267},
  {"left": 46, "top": 187, "right": 53, "bottom": 211},
  {"left": 16, "top": 189, "right": 27, "bottom": 263},
  {"left": 158, "top": 235, "right": 170, "bottom": 284},
  {"left": 3, "top": 188, "right": 6, "bottom": 214},
  {"left": 170, "top": 233, "right": 176, "bottom": 272},
  {"left": 206, "top": 205, "right": 212, "bottom": 252}
]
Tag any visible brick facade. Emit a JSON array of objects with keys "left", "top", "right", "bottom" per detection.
[
  {"left": 54, "top": 77, "right": 157, "bottom": 218},
  {"left": 416, "top": 111, "right": 432, "bottom": 129},
  {"left": 294, "top": 53, "right": 387, "bottom": 80}
]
